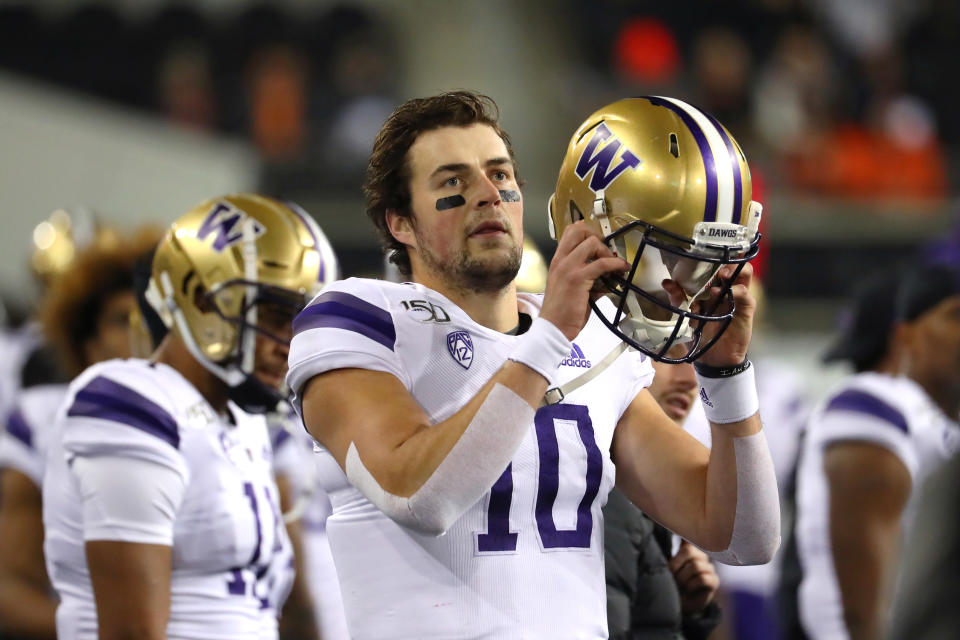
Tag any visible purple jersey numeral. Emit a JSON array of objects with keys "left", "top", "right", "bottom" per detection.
[
  {"left": 476, "top": 464, "right": 518, "bottom": 552},
  {"left": 534, "top": 403, "right": 602, "bottom": 549},
  {"left": 227, "top": 481, "right": 266, "bottom": 595},
  {"left": 476, "top": 403, "right": 602, "bottom": 553},
  {"left": 227, "top": 568, "right": 246, "bottom": 595},
  {"left": 243, "top": 482, "right": 264, "bottom": 564}
]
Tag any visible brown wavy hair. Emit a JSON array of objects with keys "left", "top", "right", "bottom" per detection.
[
  {"left": 40, "top": 226, "right": 162, "bottom": 377},
  {"left": 363, "top": 90, "right": 521, "bottom": 277}
]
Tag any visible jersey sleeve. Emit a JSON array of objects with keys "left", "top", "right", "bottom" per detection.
[
  {"left": 0, "top": 406, "right": 43, "bottom": 484},
  {"left": 616, "top": 349, "right": 656, "bottom": 423},
  {"left": 61, "top": 363, "right": 188, "bottom": 481},
  {"left": 0, "top": 385, "right": 68, "bottom": 485},
  {"left": 287, "top": 278, "right": 407, "bottom": 405},
  {"left": 72, "top": 454, "right": 186, "bottom": 545},
  {"left": 813, "top": 387, "right": 917, "bottom": 478}
]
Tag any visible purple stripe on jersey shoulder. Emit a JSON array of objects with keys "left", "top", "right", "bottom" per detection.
[
  {"left": 824, "top": 389, "right": 909, "bottom": 434},
  {"left": 293, "top": 291, "right": 396, "bottom": 350},
  {"left": 702, "top": 111, "right": 743, "bottom": 224},
  {"left": 6, "top": 408, "right": 33, "bottom": 448},
  {"left": 645, "top": 96, "right": 718, "bottom": 222},
  {"left": 68, "top": 376, "right": 180, "bottom": 448}
]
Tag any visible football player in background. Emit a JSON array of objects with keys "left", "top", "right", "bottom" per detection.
[
  {"left": 42, "top": 195, "right": 336, "bottom": 640},
  {"left": 0, "top": 228, "right": 157, "bottom": 639},
  {"left": 604, "top": 345, "right": 723, "bottom": 639},
  {"left": 0, "top": 208, "right": 106, "bottom": 425},
  {"left": 287, "top": 92, "right": 779, "bottom": 638},
  {"left": 790, "top": 265, "right": 960, "bottom": 639},
  {"left": 130, "top": 245, "right": 334, "bottom": 640}
]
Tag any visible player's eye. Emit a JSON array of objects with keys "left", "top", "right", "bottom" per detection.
[
  {"left": 444, "top": 176, "right": 461, "bottom": 188},
  {"left": 492, "top": 170, "right": 508, "bottom": 181}
]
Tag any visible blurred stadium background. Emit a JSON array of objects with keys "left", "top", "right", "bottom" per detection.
[{"left": 1, "top": 0, "right": 958, "bottom": 400}]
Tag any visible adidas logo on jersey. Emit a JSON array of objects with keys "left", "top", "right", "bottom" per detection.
[
  {"left": 561, "top": 344, "right": 592, "bottom": 368},
  {"left": 699, "top": 387, "right": 714, "bottom": 408}
]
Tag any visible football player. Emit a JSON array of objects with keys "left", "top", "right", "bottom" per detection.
[
  {"left": 791, "top": 265, "right": 960, "bottom": 639},
  {"left": 604, "top": 345, "right": 722, "bottom": 638},
  {"left": 0, "top": 228, "right": 157, "bottom": 638},
  {"left": 0, "top": 208, "right": 107, "bottom": 424},
  {"left": 287, "top": 92, "right": 779, "bottom": 638},
  {"left": 41, "top": 195, "right": 337, "bottom": 639}
]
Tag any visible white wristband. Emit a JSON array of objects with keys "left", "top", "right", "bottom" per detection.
[
  {"left": 696, "top": 361, "right": 759, "bottom": 424},
  {"left": 508, "top": 317, "right": 572, "bottom": 385}
]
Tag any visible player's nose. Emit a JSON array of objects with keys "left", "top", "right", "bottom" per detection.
[{"left": 474, "top": 174, "right": 502, "bottom": 209}]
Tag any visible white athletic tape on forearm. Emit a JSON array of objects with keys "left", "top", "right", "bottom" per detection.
[
  {"left": 507, "top": 316, "right": 572, "bottom": 386},
  {"left": 696, "top": 363, "right": 760, "bottom": 424},
  {"left": 706, "top": 431, "right": 781, "bottom": 565},
  {"left": 345, "top": 383, "right": 535, "bottom": 536}
]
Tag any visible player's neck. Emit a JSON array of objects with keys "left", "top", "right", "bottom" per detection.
[
  {"left": 413, "top": 268, "right": 520, "bottom": 333},
  {"left": 154, "top": 334, "right": 231, "bottom": 412}
]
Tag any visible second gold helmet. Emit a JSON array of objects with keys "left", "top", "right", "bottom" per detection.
[{"left": 147, "top": 194, "right": 338, "bottom": 412}]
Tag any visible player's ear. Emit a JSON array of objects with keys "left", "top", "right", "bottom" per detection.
[{"left": 386, "top": 209, "right": 416, "bottom": 249}]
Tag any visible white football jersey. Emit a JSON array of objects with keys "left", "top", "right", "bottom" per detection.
[
  {"left": 43, "top": 359, "right": 294, "bottom": 640},
  {"left": 287, "top": 278, "right": 654, "bottom": 639},
  {"left": 794, "top": 372, "right": 960, "bottom": 639},
  {"left": 0, "top": 383, "right": 67, "bottom": 485}
]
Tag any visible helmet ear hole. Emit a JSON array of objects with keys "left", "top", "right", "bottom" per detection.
[
  {"left": 193, "top": 285, "right": 216, "bottom": 314},
  {"left": 669, "top": 132, "right": 679, "bottom": 158}
]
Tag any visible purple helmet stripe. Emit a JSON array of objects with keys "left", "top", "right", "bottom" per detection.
[
  {"left": 645, "top": 96, "right": 719, "bottom": 223},
  {"left": 68, "top": 376, "right": 180, "bottom": 448},
  {"left": 825, "top": 389, "right": 909, "bottom": 433},
  {"left": 701, "top": 111, "right": 743, "bottom": 225},
  {"left": 6, "top": 408, "right": 33, "bottom": 448},
  {"left": 293, "top": 291, "right": 396, "bottom": 350}
]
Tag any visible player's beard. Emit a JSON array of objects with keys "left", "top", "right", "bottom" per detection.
[{"left": 414, "top": 226, "right": 522, "bottom": 295}]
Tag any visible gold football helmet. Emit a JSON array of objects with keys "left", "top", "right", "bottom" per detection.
[
  {"left": 516, "top": 237, "right": 548, "bottom": 293},
  {"left": 147, "top": 194, "right": 339, "bottom": 412},
  {"left": 31, "top": 207, "right": 118, "bottom": 287},
  {"left": 549, "top": 96, "right": 762, "bottom": 362}
]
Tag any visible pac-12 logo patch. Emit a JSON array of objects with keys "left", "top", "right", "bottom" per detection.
[
  {"left": 575, "top": 121, "right": 642, "bottom": 192},
  {"left": 446, "top": 330, "right": 474, "bottom": 369}
]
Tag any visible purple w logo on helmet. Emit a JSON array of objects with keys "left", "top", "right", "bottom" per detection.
[
  {"left": 574, "top": 122, "right": 642, "bottom": 192},
  {"left": 197, "top": 202, "right": 265, "bottom": 252}
]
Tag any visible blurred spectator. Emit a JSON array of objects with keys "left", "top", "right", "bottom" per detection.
[
  {"left": 689, "top": 27, "right": 753, "bottom": 139},
  {"left": 611, "top": 17, "right": 681, "bottom": 87},
  {"left": 246, "top": 44, "right": 309, "bottom": 160},
  {"left": 157, "top": 43, "right": 218, "bottom": 132}
]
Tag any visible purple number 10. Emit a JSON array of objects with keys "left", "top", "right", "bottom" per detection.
[{"left": 476, "top": 403, "right": 603, "bottom": 552}]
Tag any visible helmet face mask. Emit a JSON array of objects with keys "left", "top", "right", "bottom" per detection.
[
  {"left": 549, "top": 96, "right": 763, "bottom": 363},
  {"left": 148, "top": 194, "right": 339, "bottom": 413},
  {"left": 595, "top": 217, "right": 758, "bottom": 362}
]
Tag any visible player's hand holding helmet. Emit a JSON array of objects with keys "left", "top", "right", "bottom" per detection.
[
  {"left": 147, "top": 194, "right": 338, "bottom": 412},
  {"left": 549, "top": 96, "right": 762, "bottom": 363}
]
